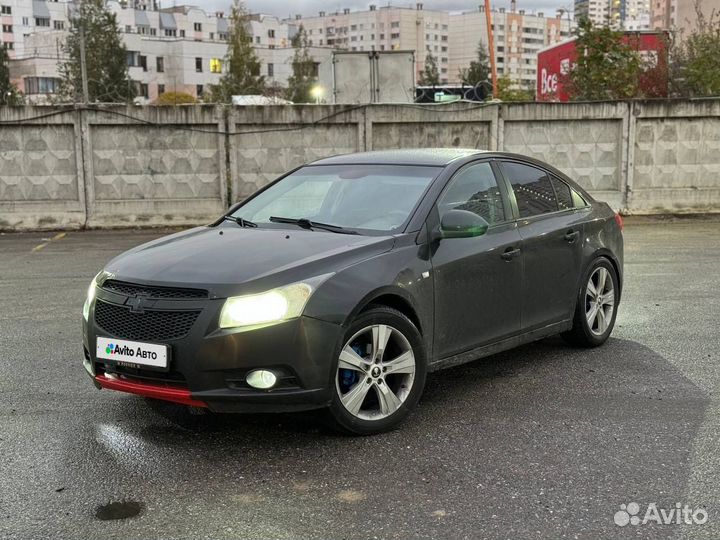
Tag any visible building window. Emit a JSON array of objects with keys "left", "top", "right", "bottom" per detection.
[
  {"left": 24, "top": 77, "right": 59, "bottom": 94},
  {"left": 193, "top": 22, "right": 202, "bottom": 31},
  {"left": 2, "top": 24, "right": 11, "bottom": 33},
  {"left": 126, "top": 51, "right": 140, "bottom": 67},
  {"left": 139, "top": 55, "right": 148, "bottom": 71},
  {"left": 156, "top": 56, "right": 164, "bottom": 72},
  {"left": 255, "top": 36, "right": 260, "bottom": 44},
  {"left": 125, "top": 25, "right": 132, "bottom": 33},
  {"left": 210, "top": 58, "right": 222, "bottom": 73},
  {"left": 268, "top": 29, "right": 275, "bottom": 38},
  {"left": 5, "top": 42, "right": 11, "bottom": 49},
  {"left": 139, "top": 83, "right": 149, "bottom": 99},
  {"left": 219, "top": 32, "right": 228, "bottom": 40},
  {"left": 164, "top": 29, "right": 176, "bottom": 37},
  {"left": 390, "top": 32, "right": 400, "bottom": 39},
  {"left": 1, "top": 5, "right": 11, "bottom": 14},
  {"left": 267, "top": 63, "right": 273, "bottom": 77},
  {"left": 158, "top": 84, "right": 165, "bottom": 95},
  {"left": 22, "top": 17, "right": 28, "bottom": 25},
  {"left": 350, "top": 24, "right": 357, "bottom": 31},
  {"left": 53, "top": 20, "right": 64, "bottom": 30},
  {"left": 196, "top": 84, "right": 204, "bottom": 97},
  {"left": 269, "top": 44, "right": 275, "bottom": 49},
  {"left": 210, "top": 32, "right": 214, "bottom": 40},
  {"left": 35, "top": 17, "right": 50, "bottom": 27},
  {"left": 390, "top": 21, "right": 400, "bottom": 28},
  {"left": 179, "top": 29, "right": 185, "bottom": 37},
  {"left": 195, "top": 57, "right": 203, "bottom": 72},
  {"left": 150, "top": 27, "right": 156, "bottom": 36}
]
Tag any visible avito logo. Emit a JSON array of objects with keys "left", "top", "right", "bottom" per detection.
[{"left": 104, "top": 344, "right": 136, "bottom": 357}]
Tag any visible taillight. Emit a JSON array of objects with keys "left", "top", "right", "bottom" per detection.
[{"left": 614, "top": 213, "right": 624, "bottom": 231}]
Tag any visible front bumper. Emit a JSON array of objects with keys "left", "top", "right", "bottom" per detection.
[{"left": 83, "top": 292, "right": 343, "bottom": 413}]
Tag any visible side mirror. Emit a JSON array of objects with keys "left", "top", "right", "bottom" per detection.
[{"left": 438, "top": 209, "right": 489, "bottom": 239}]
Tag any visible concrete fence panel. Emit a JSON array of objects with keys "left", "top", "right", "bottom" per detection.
[
  {"left": 366, "top": 104, "right": 498, "bottom": 151},
  {"left": 228, "top": 105, "right": 364, "bottom": 203},
  {"left": 82, "top": 106, "right": 227, "bottom": 228},
  {"left": 630, "top": 100, "right": 720, "bottom": 213},
  {"left": 0, "top": 107, "right": 85, "bottom": 230},
  {"left": 500, "top": 102, "right": 629, "bottom": 210}
]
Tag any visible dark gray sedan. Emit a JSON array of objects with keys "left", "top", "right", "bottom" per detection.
[{"left": 82, "top": 149, "right": 623, "bottom": 434}]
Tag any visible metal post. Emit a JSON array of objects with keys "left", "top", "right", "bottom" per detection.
[{"left": 484, "top": 0, "right": 498, "bottom": 99}]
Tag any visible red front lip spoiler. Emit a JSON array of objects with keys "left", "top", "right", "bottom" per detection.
[{"left": 95, "top": 373, "right": 208, "bottom": 408}]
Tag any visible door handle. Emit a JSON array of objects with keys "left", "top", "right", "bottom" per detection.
[
  {"left": 564, "top": 230, "right": 580, "bottom": 243},
  {"left": 501, "top": 247, "right": 521, "bottom": 261}
]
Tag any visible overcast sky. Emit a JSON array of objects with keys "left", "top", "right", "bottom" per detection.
[{"left": 191, "top": 1, "right": 573, "bottom": 18}]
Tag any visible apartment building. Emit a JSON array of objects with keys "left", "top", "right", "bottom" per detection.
[
  {"left": 449, "top": 6, "right": 572, "bottom": 89},
  {"left": 574, "top": 0, "right": 611, "bottom": 26},
  {"left": 653, "top": 0, "right": 720, "bottom": 32},
  {"left": 575, "top": 0, "right": 651, "bottom": 29},
  {"left": 294, "top": 4, "right": 451, "bottom": 84},
  {"left": 2, "top": 0, "right": 327, "bottom": 103}
]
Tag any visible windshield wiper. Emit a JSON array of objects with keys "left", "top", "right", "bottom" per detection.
[
  {"left": 222, "top": 215, "right": 257, "bottom": 228},
  {"left": 269, "top": 216, "right": 358, "bottom": 235}
]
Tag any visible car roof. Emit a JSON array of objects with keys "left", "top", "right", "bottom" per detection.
[{"left": 310, "top": 148, "right": 489, "bottom": 167}]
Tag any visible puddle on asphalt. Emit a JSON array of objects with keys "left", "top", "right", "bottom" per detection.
[{"left": 94, "top": 500, "right": 145, "bottom": 521}]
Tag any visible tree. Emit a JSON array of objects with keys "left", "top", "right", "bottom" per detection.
[
  {"left": 0, "top": 44, "right": 23, "bottom": 105},
  {"left": 208, "top": 0, "right": 265, "bottom": 102},
  {"left": 418, "top": 52, "right": 440, "bottom": 86},
  {"left": 285, "top": 26, "right": 318, "bottom": 103},
  {"left": 155, "top": 91, "right": 198, "bottom": 105},
  {"left": 58, "top": 0, "right": 135, "bottom": 103},
  {"left": 670, "top": 5, "right": 720, "bottom": 97},
  {"left": 459, "top": 43, "right": 491, "bottom": 88},
  {"left": 565, "top": 18, "right": 642, "bottom": 100},
  {"left": 496, "top": 75, "right": 534, "bottom": 101}
]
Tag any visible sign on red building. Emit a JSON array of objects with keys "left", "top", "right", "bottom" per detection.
[{"left": 536, "top": 31, "right": 669, "bottom": 101}]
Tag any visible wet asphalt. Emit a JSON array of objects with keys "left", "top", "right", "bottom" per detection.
[{"left": 0, "top": 216, "right": 719, "bottom": 540}]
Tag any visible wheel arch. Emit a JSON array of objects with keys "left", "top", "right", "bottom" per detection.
[{"left": 347, "top": 287, "right": 424, "bottom": 336}]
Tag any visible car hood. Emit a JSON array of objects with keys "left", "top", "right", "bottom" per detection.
[{"left": 104, "top": 225, "right": 395, "bottom": 296}]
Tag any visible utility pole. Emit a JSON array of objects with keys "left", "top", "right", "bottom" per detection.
[
  {"left": 79, "top": 23, "right": 89, "bottom": 103},
  {"left": 484, "top": 0, "right": 498, "bottom": 98}
]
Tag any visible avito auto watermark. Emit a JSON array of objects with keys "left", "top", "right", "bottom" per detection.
[{"left": 614, "top": 502, "right": 708, "bottom": 526}]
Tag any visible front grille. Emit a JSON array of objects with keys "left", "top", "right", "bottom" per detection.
[
  {"left": 102, "top": 279, "right": 208, "bottom": 299},
  {"left": 95, "top": 300, "right": 200, "bottom": 341}
]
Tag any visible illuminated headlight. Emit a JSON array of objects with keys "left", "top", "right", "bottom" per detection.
[
  {"left": 219, "top": 275, "right": 331, "bottom": 330},
  {"left": 82, "top": 271, "right": 106, "bottom": 321}
]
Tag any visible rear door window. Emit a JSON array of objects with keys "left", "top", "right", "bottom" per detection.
[{"left": 501, "top": 162, "right": 558, "bottom": 218}]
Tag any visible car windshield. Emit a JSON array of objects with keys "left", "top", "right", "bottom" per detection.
[{"left": 231, "top": 164, "right": 441, "bottom": 233}]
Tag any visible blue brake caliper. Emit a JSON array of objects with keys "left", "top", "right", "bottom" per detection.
[{"left": 339, "top": 344, "right": 364, "bottom": 393}]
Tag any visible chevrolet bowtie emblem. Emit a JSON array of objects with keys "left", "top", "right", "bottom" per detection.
[{"left": 127, "top": 294, "right": 151, "bottom": 313}]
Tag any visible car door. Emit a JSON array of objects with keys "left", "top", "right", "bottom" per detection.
[
  {"left": 430, "top": 160, "right": 523, "bottom": 360},
  {"left": 498, "top": 160, "right": 585, "bottom": 331}
]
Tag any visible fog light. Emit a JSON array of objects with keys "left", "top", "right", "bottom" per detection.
[{"left": 246, "top": 369, "right": 277, "bottom": 390}]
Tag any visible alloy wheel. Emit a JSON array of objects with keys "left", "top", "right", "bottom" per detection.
[
  {"left": 336, "top": 324, "right": 416, "bottom": 421},
  {"left": 585, "top": 267, "right": 615, "bottom": 336}
]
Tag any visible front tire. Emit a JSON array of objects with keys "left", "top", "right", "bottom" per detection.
[
  {"left": 326, "top": 306, "right": 427, "bottom": 435},
  {"left": 562, "top": 257, "right": 619, "bottom": 347}
]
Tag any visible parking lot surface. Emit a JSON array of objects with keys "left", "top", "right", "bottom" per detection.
[{"left": 1, "top": 216, "right": 719, "bottom": 539}]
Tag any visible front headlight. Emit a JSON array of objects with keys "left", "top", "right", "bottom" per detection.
[
  {"left": 82, "top": 271, "right": 105, "bottom": 321},
  {"left": 219, "top": 275, "right": 332, "bottom": 329}
]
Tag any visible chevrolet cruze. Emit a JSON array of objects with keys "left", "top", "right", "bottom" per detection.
[{"left": 83, "top": 149, "right": 623, "bottom": 434}]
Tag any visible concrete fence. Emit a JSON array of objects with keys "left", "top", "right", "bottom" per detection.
[{"left": 1, "top": 99, "right": 719, "bottom": 230}]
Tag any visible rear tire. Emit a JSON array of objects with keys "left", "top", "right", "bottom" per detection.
[
  {"left": 326, "top": 306, "right": 427, "bottom": 435},
  {"left": 562, "top": 257, "right": 619, "bottom": 348}
]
